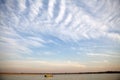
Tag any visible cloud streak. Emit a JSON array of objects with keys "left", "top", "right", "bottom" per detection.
[
  {"left": 87, "top": 53, "right": 120, "bottom": 58},
  {"left": 0, "top": 0, "right": 120, "bottom": 41},
  {"left": 48, "top": 0, "right": 56, "bottom": 18}
]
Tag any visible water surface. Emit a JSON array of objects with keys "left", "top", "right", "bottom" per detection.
[{"left": 0, "top": 74, "right": 120, "bottom": 80}]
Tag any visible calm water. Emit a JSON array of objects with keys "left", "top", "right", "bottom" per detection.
[{"left": 0, "top": 74, "right": 120, "bottom": 80}]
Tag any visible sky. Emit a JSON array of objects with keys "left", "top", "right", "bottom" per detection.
[{"left": 0, "top": 0, "right": 120, "bottom": 73}]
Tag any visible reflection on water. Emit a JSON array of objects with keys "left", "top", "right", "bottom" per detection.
[{"left": 0, "top": 74, "right": 120, "bottom": 80}]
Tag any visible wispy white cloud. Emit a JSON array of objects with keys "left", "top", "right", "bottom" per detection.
[
  {"left": 106, "top": 33, "right": 120, "bottom": 42},
  {"left": 64, "top": 13, "right": 72, "bottom": 26},
  {"left": 18, "top": 0, "right": 26, "bottom": 12},
  {"left": 0, "top": 36, "right": 45, "bottom": 54},
  {"left": 28, "top": 0, "right": 43, "bottom": 21},
  {"left": 27, "top": 37, "right": 45, "bottom": 43},
  {"left": 0, "top": 26, "right": 45, "bottom": 60},
  {"left": 0, "top": 36, "right": 32, "bottom": 55},
  {"left": 1, "top": 0, "right": 119, "bottom": 42},
  {"left": 91, "top": 60, "right": 109, "bottom": 64},
  {"left": 42, "top": 51, "right": 56, "bottom": 56},
  {"left": 55, "top": 0, "right": 66, "bottom": 23},
  {"left": 35, "top": 51, "right": 57, "bottom": 56},
  {"left": 87, "top": 53, "right": 120, "bottom": 58},
  {"left": 48, "top": 0, "right": 56, "bottom": 18}
]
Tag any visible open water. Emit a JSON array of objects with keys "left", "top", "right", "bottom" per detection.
[{"left": 0, "top": 74, "right": 120, "bottom": 80}]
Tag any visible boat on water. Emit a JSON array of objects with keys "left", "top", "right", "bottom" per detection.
[{"left": 44, "top": 74, "right": 53, "bottom": 77}]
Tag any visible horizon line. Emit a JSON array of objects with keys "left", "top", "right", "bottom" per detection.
[{"left": 0, "top": 71, "right": 120, "bottom": 74}]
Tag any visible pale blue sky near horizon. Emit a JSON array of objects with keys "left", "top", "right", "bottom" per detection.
[{"left": 0, "top": 0, "right": 120, "bottom": 73}]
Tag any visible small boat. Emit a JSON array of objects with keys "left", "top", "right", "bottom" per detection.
[{"left": 44, "top": 74, "right": 53, "bottom": 78}]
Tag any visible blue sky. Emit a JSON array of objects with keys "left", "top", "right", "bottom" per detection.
[{"left": 0, "top": 0, "right": 120, "bottom": 73}]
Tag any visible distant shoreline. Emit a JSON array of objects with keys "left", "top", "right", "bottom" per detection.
[{"left": 0, "top": 71, "right": 120, "bottom": 75}]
